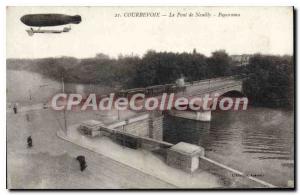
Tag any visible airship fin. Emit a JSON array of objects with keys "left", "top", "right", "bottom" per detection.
[{"left": 26, "top": 29, "right": 34, "bottom": 36}]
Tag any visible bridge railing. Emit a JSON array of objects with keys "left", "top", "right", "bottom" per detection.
[
  {"left": 116, "top": 75, "right": 245, "bottom": 98},
  {"left": 186, "top": 82, "right": 243, "bottom": 98},
  {"left": 185, "top": 75, "right": 238, "bottom": 87}
]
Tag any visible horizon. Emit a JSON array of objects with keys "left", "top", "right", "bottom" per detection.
[{"left": 6, "top": 50, "right": 294, "bottom": 60}]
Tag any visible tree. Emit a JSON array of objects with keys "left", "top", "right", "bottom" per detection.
[
  {"left": 207, "top": 50, "right": 232, "bottom": 77},
  {"left": 95, "top": 53, "right": 110, "bottom": 60},
  {"left": 243, "top": 54, "right": 293, "bottom": 108}
]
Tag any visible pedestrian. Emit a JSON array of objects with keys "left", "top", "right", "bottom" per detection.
[
  {"left": 27, "top": 136, "right": 33, "bottom": 148},
  {"left": 13, "top": 103, "right": 17, "bottom": 114},
  {"left": 76, "top": 155, "right": 87, "bottom": 171}
]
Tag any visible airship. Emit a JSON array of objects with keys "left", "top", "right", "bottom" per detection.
[{"left": 20, "top": 14, "right": 81, "bottom": 36}]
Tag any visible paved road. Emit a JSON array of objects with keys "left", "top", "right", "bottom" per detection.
[{"left": 7, "top": 109, "right": 175, "bottom": 189}]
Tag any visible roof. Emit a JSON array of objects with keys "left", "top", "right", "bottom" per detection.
[
  {"left": 81, "top": 120, "right": 103, "bottom": 127},
  {"left": 170, "top": 142, "right": 202, "bottom": 155}
]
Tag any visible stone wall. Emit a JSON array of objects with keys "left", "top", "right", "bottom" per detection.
[
  {"left": 149, "top": 115, "right": 163, "bottom": 141},
  {"left": 124, "top": 118, "right": 150, "bottom": 137},
  {"left": 106, "top": 113, "right": 164, "bottom": 141}
]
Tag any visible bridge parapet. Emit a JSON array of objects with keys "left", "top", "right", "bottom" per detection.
[
  {"left": 116, "top": 76, "right": 244, "bottom": 98},
  {"left": 187, "top": 82, "right": 243, "bottom": 98},
  {"left": 184, "top": 75, "right": 237, "bottom": 87}
]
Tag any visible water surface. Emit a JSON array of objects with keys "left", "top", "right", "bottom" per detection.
[{"left": 164, "top": 107, "right": 294, "bottom": 187}]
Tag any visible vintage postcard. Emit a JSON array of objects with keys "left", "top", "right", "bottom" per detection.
[{"left": 6, "top": 6, "right": 294, "bottom": 189}]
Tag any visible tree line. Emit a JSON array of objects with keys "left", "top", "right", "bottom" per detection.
[
  {"left": 7, "top": 50, "right": 293, "bottom": 108},
  {"left": 242, "top": 54, "right": 294, "bottom": 108}
]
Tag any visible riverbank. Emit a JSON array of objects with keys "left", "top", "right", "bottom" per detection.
[
  {"left": 57, "top": 125, "right": 223, "bottom": 188},
  {"left": 7, "top": 102, "right": 294, "bottom": 188}
]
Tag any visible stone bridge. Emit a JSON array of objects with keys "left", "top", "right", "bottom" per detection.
[
  {"left": 118, "top": 76, "right": 245, "bottom": 122},
  {"left": 170, "top": 76, "right": 245, "bottom": 121}
]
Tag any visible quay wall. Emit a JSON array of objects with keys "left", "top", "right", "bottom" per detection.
[{"left": 106, "top": 113, "right": 163, "bottom": 141}]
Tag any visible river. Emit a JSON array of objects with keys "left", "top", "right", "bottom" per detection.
[
  {"left": 163, "top": 107, "right": 294, "bottom": 187},
  {"left": 7, "top": 70, "right": 113, "bottom": 106}
]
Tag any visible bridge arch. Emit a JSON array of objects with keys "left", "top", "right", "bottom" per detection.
[{"left": 214, "top": 90, "right": 248, "bottom": 111}]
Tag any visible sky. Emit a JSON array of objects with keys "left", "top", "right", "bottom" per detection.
[{"left": 6, "top": 6, "right": 293, "bottom": 59}]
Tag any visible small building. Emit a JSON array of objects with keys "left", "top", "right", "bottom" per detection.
[
  {"left": 78, "top": 120, "right": 103, "bottom": 137},
  {"left": 166, "top": 142, "right": 204, "bottom": 173},
  {"left": 230, "top": 54, "right": 252, "bottom": 66}
]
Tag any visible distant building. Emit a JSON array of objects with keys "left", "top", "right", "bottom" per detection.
[{"left": 230, "top": 54, "right": 252, "bottom": 66}]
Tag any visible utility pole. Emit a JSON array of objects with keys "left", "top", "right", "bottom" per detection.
[
  {"left": 62, "top": 75, "right": 67, "bottom": 133},
  {"left": 62, "top": 75, "right": 65, "bottom": 94}
]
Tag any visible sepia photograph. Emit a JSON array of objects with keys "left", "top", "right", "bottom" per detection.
[{"left": 6, "top": 6, "right": 294, "bottom": 189}]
